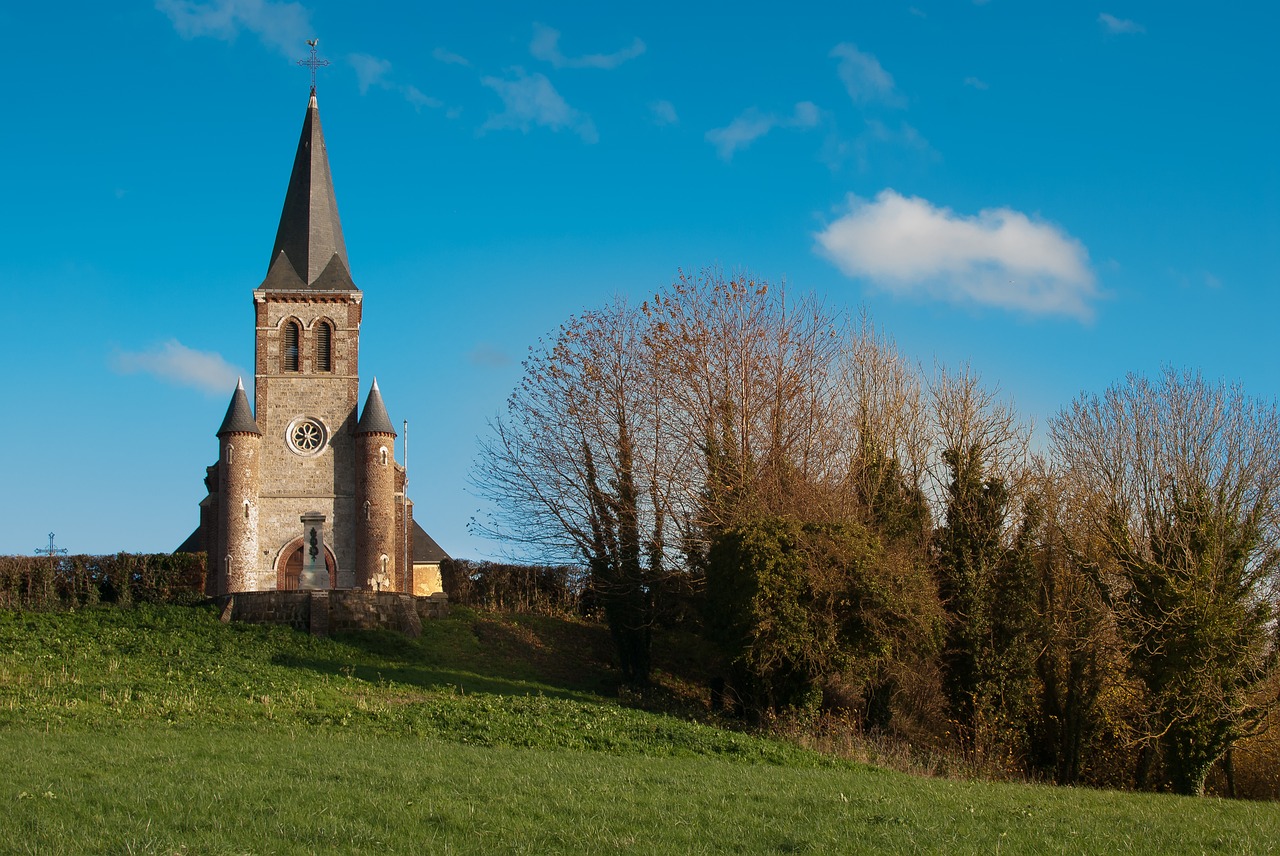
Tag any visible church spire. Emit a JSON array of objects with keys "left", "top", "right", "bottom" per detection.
[
  {"left": 357, "top": 378, "right": 397, "bottom": 436},
  {"left": 264, "top": 91, "right": 355, "bottom": 291},
  {"left": 217, "top": 378, "right": 261, "bottom": 436}
]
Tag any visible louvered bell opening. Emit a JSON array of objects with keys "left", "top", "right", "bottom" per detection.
[
  {"left": 283, "top": 321, "right": 300, "bottom": 372},
  {"left": 316, "top": 322, "right": 332, "bottom": 372}
]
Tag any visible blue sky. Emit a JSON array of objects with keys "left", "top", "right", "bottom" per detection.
[{"left": 1, "top": 1, "right": 1276, "bottom": 558}]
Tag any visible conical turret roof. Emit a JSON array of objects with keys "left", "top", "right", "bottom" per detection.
[
  {"left": 357, "top": 378, "right": 397, "bottom": 436},
  {"left": 264, "top": 91, "right": 356, "bottom": 291},
  {"left": 217, "top": 378, "right": 261, "bottom": 436}
]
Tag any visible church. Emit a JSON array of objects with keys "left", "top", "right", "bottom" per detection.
[{"left": 179, "top": 84, "right": 448, "bottom": 598}]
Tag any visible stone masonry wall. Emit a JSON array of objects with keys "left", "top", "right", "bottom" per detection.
[
  {"left": 252, "top": 292, "right": 362, "bottom": 588},
  {"left": 218, "top": 589, "right": 448, "bottom": 637}
]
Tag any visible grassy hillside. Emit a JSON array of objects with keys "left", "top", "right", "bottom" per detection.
[{"left": 1, "top": 604, "right": 1276, "bottom": 854}]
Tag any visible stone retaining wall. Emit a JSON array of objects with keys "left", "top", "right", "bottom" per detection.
[{"left": 215, "top": 589, "right": 448, "bottom": 637}]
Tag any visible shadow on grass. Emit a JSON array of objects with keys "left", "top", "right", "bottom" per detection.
[
  {"left": 270, "top": 652, "right": 601, "bottom": 701},
  {"left": 270, "top": 610, "right": 620, "bottom": 703}
]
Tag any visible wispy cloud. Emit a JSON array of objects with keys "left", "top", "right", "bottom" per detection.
[
  {"left": 529, "top": 23, "right": 645, "bottom": 69},
  {"left": 830, "top": 43, "right": 903, "bottom": 107},
  {"left": 706, "top": 102, "right": 822, "bottom": 160},
  {"left": 815, "top": 189, "right": 1097, "bottom": 319},
  {"left": 822, "top": 119, "right": 935, "bottom": 173},
  {"left": 349, "top": 52, "right": 390, "bottom": 93},
  {"left": 113, "top": 340, "right": 245, "bottom": 395},
  {"left": 401, "top": 85, "right": 440, "bottom": 110},
  {"left": 469, "top": 343, "right": 515, "bottom": 368},
  {"left": 1098, "top": 13, "right": 1145, "bottom": 34},
  {"left": 348, "top": 53, "right": 442, "bottom": 110},
  {"left": 481, "top": 68, "right": 598, "bottom": 143},
  {"left": 155, "top": 0, "right": 312, "bottom": 58},
  {"left": 791, "top": 102, "right": 822, "bottom": 128},
  {"left": 707, "top": 110, "right": 774, "bottom": 160},
  {"left": 433, "top": 47, "right": 471, "bottom": 67},
  {"left": 964, "top": 76, "right": 989, "bottom": 90},
  {"left": 650, "top": 99, "right": 678, "bottom": 126}
]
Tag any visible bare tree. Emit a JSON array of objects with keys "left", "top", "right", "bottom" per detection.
[
  {"left": 1051, "top": 367, "right": 1280, "bottom": 795},
  {"left": 831, "top": 312, "right": 931, "bottom": 544},
  {"left": 472, "top": 299, "right": 679, "bottom": 684},
  {"left": 475, "top": 271, "right": 858, "bottom": 685},
  {"left": 642, "top": 270, "right": 847, "bottom": 551}
]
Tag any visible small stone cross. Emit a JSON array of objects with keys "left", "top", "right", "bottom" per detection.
[{"left": 35, "top": 532, "right": 68, "bottom": 558}]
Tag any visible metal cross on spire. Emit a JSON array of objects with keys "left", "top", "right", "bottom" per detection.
[
  {"left": 35, "top": 532, "right": 68, "bottom": 559},
  {"left": 297, "top": 39, "right": 330, "bottom": 93}
]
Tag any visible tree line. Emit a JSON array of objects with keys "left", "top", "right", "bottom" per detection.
[{"left": 473, "top": 269, "right": 1280, "bottom": 797}]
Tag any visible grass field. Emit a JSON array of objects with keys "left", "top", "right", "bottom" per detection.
[{"left": 1, "top": 604, "right": 1276, "bottom": 854}]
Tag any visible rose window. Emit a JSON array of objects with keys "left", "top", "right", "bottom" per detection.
[{"left": 286, "top": 417, "right": 327, "bottom": 456}]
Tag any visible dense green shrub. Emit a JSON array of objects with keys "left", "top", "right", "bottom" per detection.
[
  {"left": 442, "top": 558, "right": 584, "bottom": 615},
  {"left": 707, "top": 518, "right": 941, "bottom": 720},
  {"left": 0, "top": 553, "right": 206, "bottom": 610}
]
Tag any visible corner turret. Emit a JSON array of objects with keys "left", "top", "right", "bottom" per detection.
[
  {"left": 356, "top": 379, "right": 399, "bottom": 590},
  {"left": 215, "top": 379, "right": 262, "bottom": 593}
]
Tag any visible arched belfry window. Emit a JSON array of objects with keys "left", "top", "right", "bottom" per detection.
[
  {"left": 316, "top": 321, "right": 332, "bottom": 372},
  {"left": 283, "top": 320, "right": 300, "bottom": 372}
]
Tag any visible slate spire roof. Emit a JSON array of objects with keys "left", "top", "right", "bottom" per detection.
[
  {"left": 217, "top": 378, "right": 261, "bottom": 436},
  {"left": 263, "top": 91, "right": 356, "bottom": 291},
  {"left": 357, "top": 378, "right": 397, "bottom": 436}
]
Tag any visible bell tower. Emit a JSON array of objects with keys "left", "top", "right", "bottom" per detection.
[
  {"left": 249, "top": 88, "right": 364, "bottom": 590},
  {"left": 192, "top": 84, "right": 419, "bottom": 595}
]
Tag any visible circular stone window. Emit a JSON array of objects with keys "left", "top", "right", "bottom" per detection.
[{"left": 286, "top": 417, "right": 328, "bottom": 456}]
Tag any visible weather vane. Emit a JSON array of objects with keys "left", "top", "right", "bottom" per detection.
[{"left": 297, "top": 39, "right": 330, "bottom": 93}]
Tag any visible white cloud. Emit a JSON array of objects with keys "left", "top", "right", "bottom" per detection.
[
  {"left": 1099, "top": 13, "right": 1145, "bottom": 34},
  {"left": 830, "top": 43, "right": 903, "bottom": 107},
  {"left": 481, "top": 69, "right": 598, "bottom": 143},
  {"left": 706, "top": 102, "right": 824, "bottom": 160},
  {"left": 155, "top": 0, "right": 311, "bottom": 58},
  {"left": 113, "top": 340, "right": 244, "bottom": 395},
  {"left": 433, "top": 47, "right": 471, "bottom": 67},
  {"left": 964, "top": 76, "right": 989, "bottom": 90},
  {"left": 650, "top": 99, "right": 678, "bottom": 126},
  {"left": 347, "top": 54, "right": 442, "bottom": 110},
  {"left": 815, "top": 190, "right": 1097, "bottom": 319},
  {"left": 529, "top": 23, "right": 645, "bottom": 69}
]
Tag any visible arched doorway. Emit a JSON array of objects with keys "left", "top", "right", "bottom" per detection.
[{"left": 274, "top": 538, "right": 337, "bottom": 590}]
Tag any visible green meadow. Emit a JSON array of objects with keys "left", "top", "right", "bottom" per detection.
[{"left": 1, "top": 604, "right": 1275, "bottom": 854}]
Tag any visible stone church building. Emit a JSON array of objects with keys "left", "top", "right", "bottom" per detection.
[{"left": 179, "top": 87, "right": 448, "bottom": 597}]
